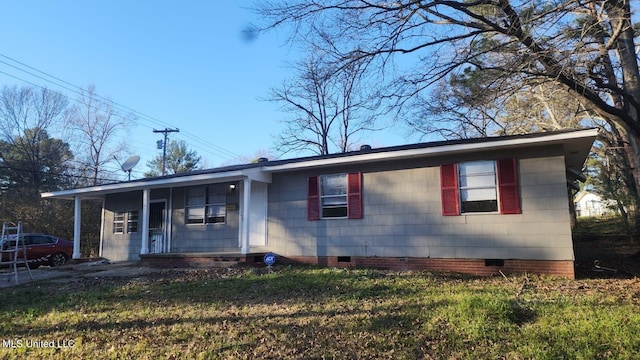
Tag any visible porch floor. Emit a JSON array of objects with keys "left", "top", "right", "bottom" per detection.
[{"left": 139, "top": 252, "right": 267, "bottom": 268}]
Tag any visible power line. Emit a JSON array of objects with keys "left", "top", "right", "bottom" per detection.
[
  {"left": 0, "top": 165, "right": 121, "bottom": 184},
  {"left": 0, "top": 53, "right": 242, "bottom": 162},
  {"left": 2, "top": 58, "right": 236, "bottom": 161},
  {"left": 0, "top": 62, "right": 243, "bottom": 187}
]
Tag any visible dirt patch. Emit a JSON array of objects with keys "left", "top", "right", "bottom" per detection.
[{"left": 574, "top": 238, "right": 640, "bottom": 279}]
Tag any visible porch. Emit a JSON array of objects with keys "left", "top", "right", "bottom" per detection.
[{"left": 41, "top": 165, "right": 272, "bottom": 262}]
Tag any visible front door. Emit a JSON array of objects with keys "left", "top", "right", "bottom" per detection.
[{"left": 149, "top": 201, "right": 166, "bottom": 254}]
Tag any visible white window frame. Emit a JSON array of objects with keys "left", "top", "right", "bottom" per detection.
[
  {"left": 205, "top": 184, "right": 227, "bottom": 224},
  {"left": 127, "top": 210, "right": 139, "bottom": 233},
  {"left": 114, "top": 210, "right": 139, "bottom": 234},
  {"left": 113, "top": 211, "right": 125, "bottom": 234},
  {"left": 186, "top": 187, "right": 205, "bottom": 224},
  {"left": 320, "top": 174, "right": 348, "bottom": 219},
  {"left": 458, "top": 160, "right": 499, "bottom": 214},
  {"left": 186, "top": 184, "right": 227, "bottom": 225}
]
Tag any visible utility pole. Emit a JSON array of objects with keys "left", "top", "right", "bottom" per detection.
[{"left": 153, "top": 128, "right": 179, "bottom": 176}]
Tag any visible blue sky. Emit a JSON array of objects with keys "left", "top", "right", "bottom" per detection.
[{"left": 0, "top": 1, "right": 411, "bottom": 179}]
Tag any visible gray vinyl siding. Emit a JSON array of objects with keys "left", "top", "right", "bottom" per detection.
[
  {"left": 101, "top": 183, "right": 241, "bottom": 261},
  {"left": 266, "top": 149, "right": 573, "bottom": 261},
  {"left": 100, "top": 145, "right": 574, "bottom": 262},
  {"left": 169, "top": 186, "right": 240, "bottom": 253},
  {"left": 102, "top": 191, "right": 144, "bottom": 261}
]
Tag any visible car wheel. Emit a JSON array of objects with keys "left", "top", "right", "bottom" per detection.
[{"left": 49, "top": 252, "right": 68, "bottom": 267}]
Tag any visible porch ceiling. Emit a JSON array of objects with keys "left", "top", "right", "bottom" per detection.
[{"left": 41, "top": 169, "right": 270, "bottom": 200}]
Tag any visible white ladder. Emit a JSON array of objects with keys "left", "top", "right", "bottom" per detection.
[{"left": 0, "top": 222, "right": 33, "bottom": 284}]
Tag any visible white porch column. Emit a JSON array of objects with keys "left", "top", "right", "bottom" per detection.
[
  {"left": 72, "top": 196, "right": 81, "bottom": 259},
  {"left": 140, "top": 188, "right": 150, "bottom": 255},
  {"left": 240, "top": 178, "right": 251, "bottom": 255}
]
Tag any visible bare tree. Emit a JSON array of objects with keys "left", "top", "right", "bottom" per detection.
[
  {"left": 0, "top": 86, "right": 71, "bottom": 193},
  {"left": 409, "top": 64, "right": 596, "bottom": 138},
  {"left": 257, "top": 0, "right": 640, "bottom": 205},
  {"left": 405, "top": 68, "right": 515, "bottom": 139},
  {"left": 268, "top": 53, "right": 381, "bottom": 155},
  {"left": 417, "top": 64, "right": 639, "bottom": 220},
  {"left": 66, "top": 84, "right": 133, "bottom": 185},
  {"left": 0, "top": 86, "right": 77, "bottom": 233},
  {"left": 0, "top": 85, "right": 68, "bottom": 141}
]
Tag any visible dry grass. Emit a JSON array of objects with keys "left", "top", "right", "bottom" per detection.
[{"left": 0, "top": 266, "right": 639, "bottom": 359}]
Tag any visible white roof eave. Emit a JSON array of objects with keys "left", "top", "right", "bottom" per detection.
[
  {"left": 42, "top": 129, "right": 597, "bottom": 200},
  {"left": 41, "top": 169, "right": 271, "bottom": 200},
  {"left": 262, "top": 128, "right": 599, "bottom": 172}
]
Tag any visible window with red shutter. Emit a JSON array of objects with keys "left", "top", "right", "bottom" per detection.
[
  {"left": 307, "top": 176, "right": 320, "bottom": 220},
  {"left": 309, "top": 173, "right": 363, "bottom": 220},
  {"left": 440, "top": 164, "right": 460, "bottom": 216},
  {"left": 320, "top": 174, "right": 348, "bottom": 218},
  {"left": 497, "top": 158, "right": 521, "bottom": 214},
  {"left": 459, "top": 161, "right": 498, "bottom": 213},
  {"left": 441, "top": 159, "right": 520, "bottom": 216}
]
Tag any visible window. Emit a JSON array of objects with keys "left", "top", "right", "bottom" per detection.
[
  {"left": 321, "top": 174, "right": 348, "bottom": 217},
  {"left": 113, "top": 211, "right": 125, "bottom": 233},
  {"left": 24, "top": 235, "right": 55, "bottom": 245},
  {"left": 127, "top": 210, "right": 139, "bottom": 233},
  {"left": 441, "top": 159, "right": 520, "bottom": 215},
  {"left": 459, "top": 161, "right": 498, "bottom": 213},
  {"left": 186, "top": 184, "right": 228, "bottom": 224},
  {"left": 206, "top": 185, "right": 226, "bottom": 223},
  {"left": 308, "top": 173, "right": 362, "bottom": 220},
  {"left": 186, "top": 187, "right": 205, "bottom": 224},
  {"left": 113, "top": 211, "right": 138, "bottom": 234}
]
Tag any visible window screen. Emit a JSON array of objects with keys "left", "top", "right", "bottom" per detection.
[
  {"left": 321, "top": 174, "right": 348, "bottom": 218},
  {"left": 458, "top": 161, "right": 498, "bottom": 213}
]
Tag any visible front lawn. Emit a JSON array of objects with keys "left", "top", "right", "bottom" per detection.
[{"left": 0, "top": 266, "right": 639, "bottom": 359}]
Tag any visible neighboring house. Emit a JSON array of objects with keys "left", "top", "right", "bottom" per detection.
[
  {"left": 41, "top": 128, "right": 598, "bottom": 278},
  {"left": 574, "top": 191, "right": 616, "bottom": 217}
]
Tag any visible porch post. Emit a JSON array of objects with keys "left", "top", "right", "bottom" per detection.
[
  {"left": 73, "top": 196, "right": 81, "bottom": 259},
  {"left": 240, "top": 178, "right": 251, "bottom": 255},
  {"left": 140, "top": 188, "right": 150, "bottom": 255}
]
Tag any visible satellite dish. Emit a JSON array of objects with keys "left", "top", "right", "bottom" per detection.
[{"left": 120, "top": 155, "right": 140, "bottom": 180}]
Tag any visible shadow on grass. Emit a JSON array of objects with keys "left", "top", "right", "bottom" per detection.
[
  {"left": 0, "top": 267, "right": 440, "bottom": 329},
  {"left": 3, "top": 293, "right": 452, "bottom": 340},
  {"left": 0, "top": 265, "right": 543, "bottom": 348}
]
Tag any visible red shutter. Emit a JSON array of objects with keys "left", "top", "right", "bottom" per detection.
[
  {"left": 497, "top": 158, "right": 521, "bottom": 214},
  {"left": 347, "top": 172, "right": 362, "bottom": 219},
  {"left": 440, "top": 164, "right": 460, "bottom": 216},
  {"left": 307, "top": 176, "right": 320, "bottom": 220}
]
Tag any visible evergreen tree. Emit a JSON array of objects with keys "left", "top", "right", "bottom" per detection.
[{"left": 145, "top": 139, "right": 201, "bottom": 177}]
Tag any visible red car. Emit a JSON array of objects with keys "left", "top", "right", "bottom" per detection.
[{"left": 1, "top": 233, "right": 73, "bottom": 268}]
